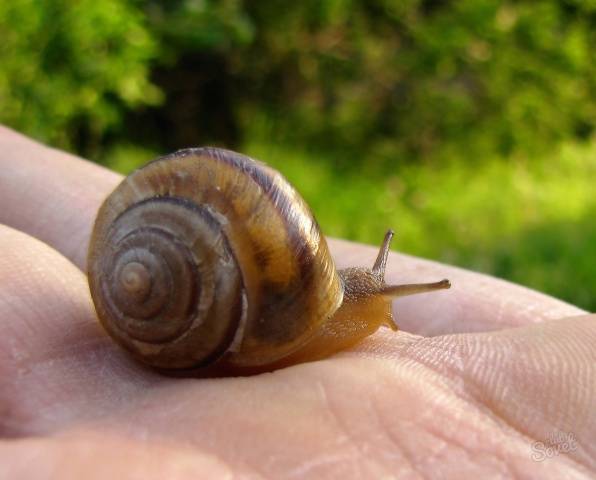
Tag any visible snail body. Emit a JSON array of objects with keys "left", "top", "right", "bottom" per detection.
[{"left": 88, "top": 148, "right": 450, "bottom": 373}]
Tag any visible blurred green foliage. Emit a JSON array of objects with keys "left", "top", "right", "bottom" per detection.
[
  {"left": 0, "top": 0, "right": 161, "bottom": 150},
  {"left": 1, "top": 0, "right": 594, "bottom": 309}
]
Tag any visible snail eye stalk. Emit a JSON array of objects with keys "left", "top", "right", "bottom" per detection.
[{"left": 372, "top": 229, "right": 451, "bottom": 297}]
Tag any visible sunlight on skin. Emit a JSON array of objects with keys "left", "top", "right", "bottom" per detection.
[{"left": 0, "top": 126, "right": 594, "bottom": 479}]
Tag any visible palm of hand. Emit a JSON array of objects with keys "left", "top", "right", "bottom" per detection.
[{"left": 0, "top": 126, "right": 594, "bottom": 479}]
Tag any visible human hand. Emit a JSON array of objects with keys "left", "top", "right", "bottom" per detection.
[{"left": 0, "top": 126, "right": 593, "bottom": 479}]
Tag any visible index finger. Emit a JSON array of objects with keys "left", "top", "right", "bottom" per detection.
[
  {"left": 0, "top": 125, "right": 121, "bottom": 269},
  {"left": 0, "top": 126, "right": 585, "bottom": 335}
]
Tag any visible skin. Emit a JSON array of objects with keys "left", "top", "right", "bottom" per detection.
[{"left": 0, "top": 125, "right": 594, "bottom": 479}]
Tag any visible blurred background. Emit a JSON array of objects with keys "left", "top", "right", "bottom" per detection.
[{"left": 0, "top": 1, "right": 594, "bottom": 310}]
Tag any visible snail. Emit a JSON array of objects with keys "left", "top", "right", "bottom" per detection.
[{"left": 87, "top": 147, "right": 450, "bottom": 373}]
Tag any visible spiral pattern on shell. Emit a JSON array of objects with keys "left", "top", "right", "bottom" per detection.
[
  {"left": 89, "top": 195, "right": 244, "bottom": 369},
  {"left": 87, "top": 148, "right": 342, "bottom": 370}
]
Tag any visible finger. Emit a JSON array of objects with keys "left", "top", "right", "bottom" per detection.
[
  {"left": 0, "top": 225, "right": 158, "bottom": 437},
  {"left": 0, "top": 432, "right": 231, "bottom": 479},
  {"left": 0, "top": 126, "right": 584, "bottom": 337},
  {"left": 0, "top": 125, "right": 121, "bottom": 269},
  {"left": 330, "top": 238, "right": 585, "bottom": 334}
]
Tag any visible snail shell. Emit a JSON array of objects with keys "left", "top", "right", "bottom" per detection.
[{"left": 88, "top": 148, "right": 450, "bottom": 372}]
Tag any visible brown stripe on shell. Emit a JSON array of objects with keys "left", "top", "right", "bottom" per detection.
[
  {"left": 164, "top": 148, "right": 324, "bottom": 344},
  {"left": 170, "top": 147, "right": 320, "bottom": 285},
  {"left": 109, "top": 195, "right": 225, "bottom": 236}
]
